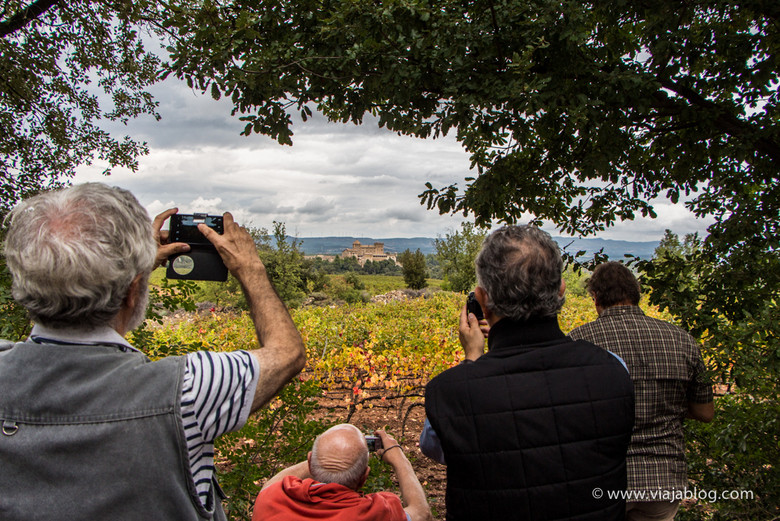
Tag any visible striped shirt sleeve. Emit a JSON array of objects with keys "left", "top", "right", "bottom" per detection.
[{"left": 182, "top": 350, "right": 259, "bottom": 506}]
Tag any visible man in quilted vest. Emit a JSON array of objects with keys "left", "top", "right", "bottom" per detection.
[
  {"left": 1, "top": 183, "right": 306, "bottom": 520},
  {"left": 569, "top": 262, "right": 713, "bottom": 521},
  {"left": 421, "top": 225, "right": 635, "bottom": 520}
]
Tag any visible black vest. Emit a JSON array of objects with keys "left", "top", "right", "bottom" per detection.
[{"left": 425, "top": 317, "right": 634, "bottom": 521}]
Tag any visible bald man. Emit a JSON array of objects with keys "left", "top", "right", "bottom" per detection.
[{"left": 252, "top": 425, "right": 432, "bottom": 521}]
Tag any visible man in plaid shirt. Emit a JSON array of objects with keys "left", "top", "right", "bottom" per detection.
[{"left": 570, "top": 262, "right": 714, "bottom": 521}]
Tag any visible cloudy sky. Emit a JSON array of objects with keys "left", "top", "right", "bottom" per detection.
[{"left": 74, "top": 77, "right": 713, "bottom": 241}]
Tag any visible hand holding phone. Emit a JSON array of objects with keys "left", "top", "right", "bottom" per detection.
[
  {"left": 166, "top": 213, "right": 228, "bottom": 281},
  {"left": 466, "top": 291, "right": 484, "bottom": 320}
]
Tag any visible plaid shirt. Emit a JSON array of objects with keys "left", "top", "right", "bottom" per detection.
[{"left": 569, "top": 305, "right": 712, "bottom": 494}]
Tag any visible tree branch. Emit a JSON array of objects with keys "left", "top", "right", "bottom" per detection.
[
  {"left": 656, "top": 78, "right": 780, "bottom": 163},
  {"left": 0, "top": 0, "right": 60, "bottom": 38}
]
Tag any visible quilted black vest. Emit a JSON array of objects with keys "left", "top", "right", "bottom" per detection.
[{"left": 425, "top": 317, "right": 634, "bottom": 521}]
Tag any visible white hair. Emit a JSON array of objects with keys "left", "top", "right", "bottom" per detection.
[
  {"left": 309, "top": 425, "right": 369, "bottom": 490},
  {"left": 4, "top": 183, "right": 156, "bottom": 329}
]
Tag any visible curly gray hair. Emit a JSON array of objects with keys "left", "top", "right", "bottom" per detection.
[
  {"left": 4, "top": 183, "right": 156, "bottom": 329},
  {"left": 475, "top": 225, "right": 564, "bottom": 320}
]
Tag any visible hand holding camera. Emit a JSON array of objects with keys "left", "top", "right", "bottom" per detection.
[
  {"left": 365, "top": 435, "right": 383, "bottom": 452},
  {"left": 371, "top": 430, "right": 405, "bottom": 464},
  {"left": 166, "top": 213, "right": 228, "bottom": 281}
]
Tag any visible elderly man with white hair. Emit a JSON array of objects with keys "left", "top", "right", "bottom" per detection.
[
  {"left": 0, "top": 182, "right": 306, "bottom": 521},
  {"left": 253, "top": 424, "right": 433, "bottom": 521}
]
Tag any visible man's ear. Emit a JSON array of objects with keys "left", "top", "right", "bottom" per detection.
[
  {"left": 112, "top": 273, "right": 147, "bottom": 336},
  {"left": 307, "top": 451, "right": 313, "bottom": 474},
  {"left": 124, "top": 273, "right": 145, "bottom": 308},
  {"left": 356, "top": 465, "right": 370, "bottom": 490},
  {"left": 474, "top": 286, "right": 489, "bottom": 315},
  {"left": 475, "top": 285, "right": 503, "bottom": 325},
  {"left": 589, "top": 293, "right": 605, "bottom": 316},
  {"left": 559, "top": 279, "right": 566, "bottom": 298}
]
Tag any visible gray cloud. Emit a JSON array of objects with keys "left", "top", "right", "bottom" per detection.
[
  {"left": 384, "top": 208, "right": 427, "bottom": 222},
  {"left": 297, "top": 197, "right": 334, "bottom": 215},
  {"left": 76, "top": 77, "right": 712, "bottom": 241}
]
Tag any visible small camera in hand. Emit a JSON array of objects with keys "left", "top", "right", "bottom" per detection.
[
  {"left": 466, "top": 291, "right": 484, "bottom": 320},
  {"left": 365, "top": 435, "right": 383, "bottom": 452},
  {"left": 166, "top": 213, "right": 228, "bottom": 282}
]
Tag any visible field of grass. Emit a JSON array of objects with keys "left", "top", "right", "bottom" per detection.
[{"left": 354, "top": 273, "right": 444, "bottom": 293}]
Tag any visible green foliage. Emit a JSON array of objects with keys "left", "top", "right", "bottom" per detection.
[
  {"left": 255, "top": 222, "right": 308, "bottom": 307},
  {"left": 344, "top": 272, "right": 365, "bottom": 290},
  {"left": 147, "top": 277, "right": 199, "bottom": 323},
  {"left": 682, "top": 395, "right": 780, "bottom": 521},
  {"left": 359, "top": 274, "right": 417, "bottom": 295},
  {"left": 1, "top": 1, "right": 164, "bottom": 213},
  {"left": 322, "top": 274, "right": 369, "bottom": 304},
  {"left": 304, "top": 268, "right": 328, "bottom": 293},
  {"left": 561, "top": 265, "right": 589, "bottom": 298},
  {"left": 434, "top": 222, "right": 487, "bottom": 293},
  {"left": 398, "top": 249, "right": 428, "bottom": 290},
  {"left": 361, "top": 456, "right": 397, "bottom": 495},
  {"left": 309, "top": 255, "right": 361, "bottom": 274},
  {"left": 192, "top": 276, "right": 248, "bottom": 310},
  {"left": 426, "top": 254, "right": 443, "bottom": 280},
  {"left": 0, "top": 255, "right": 30, "bottom": 341},
  {"left": 309, "top": 256, "right": 401, "bottom": 276},
  {"left": 361, "top": 259, "right": 402, "bottom": 276},
  {"left": 639, "top": 236, "right": 780, "bottom": 518},
  {"left": 130, "top": 276, "right": 198, "bottom": 351},
  {"left": 653, "top": 229, "right": 701, "bottom": 261}
]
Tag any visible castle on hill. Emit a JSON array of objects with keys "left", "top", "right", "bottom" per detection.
[{"left": 341, "top": 240, "right": 398, "bottom": 266}]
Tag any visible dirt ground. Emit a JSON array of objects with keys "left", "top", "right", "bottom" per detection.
[{"left": 310, "top": 392, "right": 448, "bottom": 520}]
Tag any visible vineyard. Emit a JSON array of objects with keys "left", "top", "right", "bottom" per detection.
[{"left": 138, "top": 290, "right": 677, "bottom": 520}]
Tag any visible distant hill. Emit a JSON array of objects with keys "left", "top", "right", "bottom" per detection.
[
  {"left": 552, "top": 237, "right": 659, "bottom": 260},
  {"left": 293, "top": 236, "right": 659, "bottom": 260}
]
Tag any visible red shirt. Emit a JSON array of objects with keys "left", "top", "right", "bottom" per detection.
[{"left": 253, "top": 476, "right": 408, "bottom": 521}]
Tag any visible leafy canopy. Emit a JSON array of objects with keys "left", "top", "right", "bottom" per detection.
[
  {"left": 165, "top": 0, "right": 778, "bottom": 238},
  {"left": 0, "top": 0, "right": 164, "bottom": 214}
]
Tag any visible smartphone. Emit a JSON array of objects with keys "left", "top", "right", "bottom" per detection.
[
  {"left": 466, "top": 291, "right": 484, "bottom": 320},
  {"left": 169, "top": 213, "right": 224, "bottom": 246},
  {"left": 166, "top": 213, "right": 228, "bottom": 282},
  {"left": 365, "top": 435, "right": 383, "bottom": 452}
]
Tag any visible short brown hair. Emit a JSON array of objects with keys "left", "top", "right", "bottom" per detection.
[{"left": 587, "top": 262, "right": 641, "bottom": 307}]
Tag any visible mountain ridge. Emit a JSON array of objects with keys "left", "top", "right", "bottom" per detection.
[{"left": 292, "top": 235, "right": 659, "bottom": 260}]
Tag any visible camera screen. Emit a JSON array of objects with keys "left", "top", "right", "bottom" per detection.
[
  {"left": 365, "top": 435, "right": 382, "bottom": 451},
  {"left": 170, "top": 214, "right": 223, "bottom": 245}
]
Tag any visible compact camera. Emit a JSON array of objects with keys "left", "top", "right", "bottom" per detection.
[
  {"left": 466, "top": 291, "right": 484, "bottom": 320},
  {"left": 365, "top": 435, "right": 383, "bottom": 452},
  {"left": 166, "top": 213, "right": 228, "bottom": 282}
]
